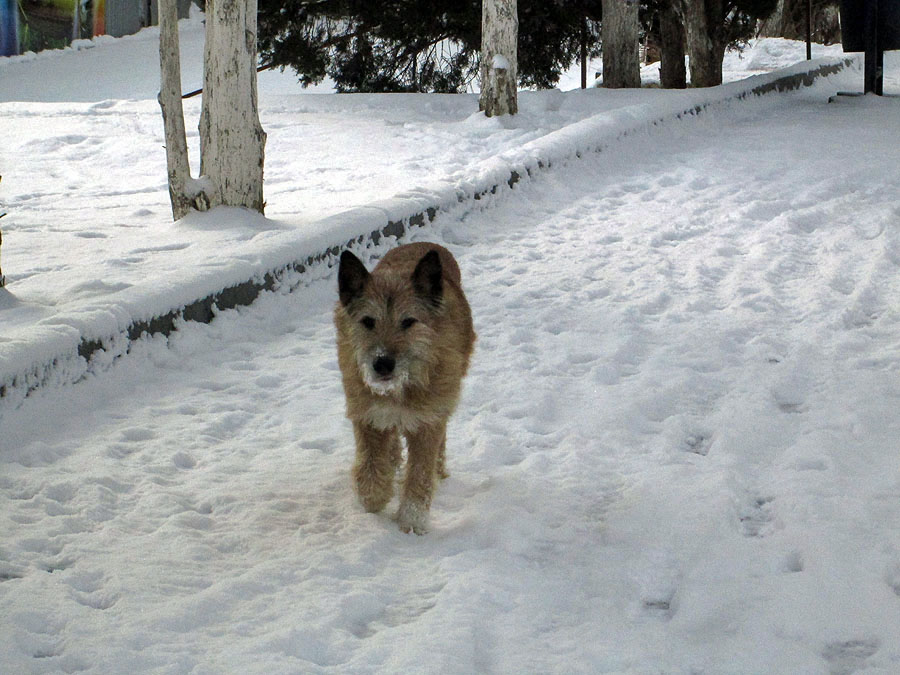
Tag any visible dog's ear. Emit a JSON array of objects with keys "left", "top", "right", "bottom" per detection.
[
  {"left": 412, "top": 250, "right": 443, "bottom": 308},
  {"left": 338, "top": 250, "right": 369, "bottom": 306}
]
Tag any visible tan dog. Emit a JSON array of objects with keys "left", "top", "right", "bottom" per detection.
[{"left": 335, "top": 243, "right": 475, "bottom": 534}]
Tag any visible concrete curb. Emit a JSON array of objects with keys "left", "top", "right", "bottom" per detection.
[{"left": 0, "top": 56, "right": 857, "bottom": 409}]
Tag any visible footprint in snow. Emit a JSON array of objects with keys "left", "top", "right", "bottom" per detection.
[
  {"left": 684, "top": 433, "right": 712, "bottom": 457},
  {"left": 12, "top": 610, "right": 69, "bottom": 662},
  {"left": 656, "top": 173, "right": 681, "bottom": 188},
  {"left": 254, "top": 374, "right": 283, "bottom": 390},
  {"left": 642, "top": 590, "right": 676, "bottom": 620},
  {"left": 780, "top": 550, "right": 804, "bottom": 574},
  {"left": 884, "top": 562, "right": 900, "bottom": 598},
  {"left": 119, "top": 427, "right": 157, "bottom": 443},
  {"left": 173, "top": 451, "right": 197, "bottom": 470},
  {"left": 0, "top": 562, "right": 25, "bottom": 582},
  {"left": 822, "top": 639, "right": 879, "bottom": 675},
  {"left": 739, "top": 496, "right": 776, "bottom": 538},
  {"left": 777, "top": 401, "right": 808, "bottom": 414},
  {"left": 43, "top": 481, "right": 78, "bottom": 504},
  {"left": 305, "top": 437, "right": 338, "bottom": 455},
  {"left": 67, "top": 570, "right": 120, "bottom": 610}
]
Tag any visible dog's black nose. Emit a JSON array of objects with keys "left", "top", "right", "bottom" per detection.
[{"left": 373, "top": 355, "right": 395, "bottom": 376}]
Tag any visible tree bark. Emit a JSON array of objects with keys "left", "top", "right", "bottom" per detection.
[
  {"left": 759, "top": 0, "right": 789, "bottom": 36},
  {"left": 682, "top": 0, "right": 726, "bottom": 87},
  {"left": 479, "top": 0, "right": 518, "bottom": 117},
  {"left": 659, "top": 3, "right": 687, "bottom": 88},
  {"left": 200, "top": 0, "right": 267, "bottom": 212},
  {"left": 759, "top": 0, "right": 842, "bottom": 44},
  {"left": 158, "top": 0, "right": 203, "bottom": 220},
  {"left": 601, "top": 0, "right": 641, "bottom": 88}
]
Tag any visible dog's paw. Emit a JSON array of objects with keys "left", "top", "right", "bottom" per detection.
[
  {"left": 397, "top": 500, "right": 429, "bottom": 535},
  {"left": 353, "top": 466, "right": 393, "bottom": 513},
  {"left": 359, "top": 494, "right": 390, "bottom": 514}
]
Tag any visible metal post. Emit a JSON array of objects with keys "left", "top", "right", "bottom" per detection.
[
  {"left": 864, "top": 0, "right": 883, "bottom": 94},
  {"left": 0, "top": 174, "right": 5, "bottom": 288},
  {"left": 0, "top": 0, "right": 19, "bottom": 56}
]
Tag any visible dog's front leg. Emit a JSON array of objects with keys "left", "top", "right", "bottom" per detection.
[
  {"left": 352, "top": 422, "right": 400, "bottom": 514},
  {"left": 398, "top": 422, "right": 446, "bottom": 534},
  {"left": 436, "top": 430, "right": 450, "bottom": 480}
]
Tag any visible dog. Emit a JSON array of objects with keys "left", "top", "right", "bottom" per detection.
[{"left": 335, "top": 243, "right": 475, "bottom": 534}]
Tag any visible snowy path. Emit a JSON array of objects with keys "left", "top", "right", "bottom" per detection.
[{"left": 3, "top": 89, "right": 900, "bottom": 673}]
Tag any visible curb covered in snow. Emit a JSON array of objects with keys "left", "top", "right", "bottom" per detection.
[{"left": 0, "top": 56, "right": 857, "bottom": 410}]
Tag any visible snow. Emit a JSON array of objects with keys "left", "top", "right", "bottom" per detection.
[
  {"left": 3, "top": 11, "right": 900, "bottom": 674},
  {"left": 565, "top": 38, "right": 847, "bottom": 90}
]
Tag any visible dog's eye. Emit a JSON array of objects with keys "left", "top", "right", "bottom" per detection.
[
  {"left": 401, "top": 317, "right": 418, "bottom": 330},
  {"left": 361, "top": 316, "right": 376, "bottom": 330}
]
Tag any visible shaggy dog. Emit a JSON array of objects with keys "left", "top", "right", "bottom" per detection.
[{"left": 335, "top": 243, "right": 475, "bottom": 534}]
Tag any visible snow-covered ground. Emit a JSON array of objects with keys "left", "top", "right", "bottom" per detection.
[
  {"left": 0, "top": 14, "right": 855, "bottom": 397},
  {"left": 3, "top": 12, "right": 900, "bottom": 674}
]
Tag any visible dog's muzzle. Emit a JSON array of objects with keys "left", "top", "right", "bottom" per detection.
[
  {"left": 372, "top": 355, "right": 396, "bottom": 377},
  {"left": 361, "top": 350, "right": 407, "bottom": 396}
]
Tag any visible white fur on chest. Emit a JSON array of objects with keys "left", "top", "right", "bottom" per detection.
[{"left": 363, "top": 398, "right": 440, "bottom": 434}]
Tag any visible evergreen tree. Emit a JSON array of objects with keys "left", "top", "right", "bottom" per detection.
[{"left": 257, "top": 0, "right": 602, "bottom": 93}]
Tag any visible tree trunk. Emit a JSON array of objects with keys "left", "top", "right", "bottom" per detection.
[
  {"left": 659, "top": 3, "right": 687, "bottom": 88},
  {"left": 759, "top": 0, "right": 789, "bottom": 36},
  {"left": 479, "top": 0, "right": 518, "bottom": 117},
  {"left": 581, "top": 14, "right": 588, "bottom": 89},
  {"left": 158, "top": 0, "right": 205, "bottom": 220},
  {"left": 682, "top": 0, "right": 726, "bottom": 87},
  {"left": 759, "top": 0, "right": 842, "bottom": 44},
  {"left": 200, "top": 0, "right": 266, "bottom": 212},
  {"left": 601, "top": 0, "right": 641, "bottom": 88}
]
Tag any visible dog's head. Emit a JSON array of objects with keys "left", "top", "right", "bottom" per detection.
[{"left": 337, "top": 249, "right": 443, "bottom": 396}]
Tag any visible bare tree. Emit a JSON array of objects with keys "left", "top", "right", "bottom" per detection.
[
  {"left": 159, "top": 0, "right": 205, "bottom": 220},
  {"left": 200, "top": 0, "right": 266, "bottom": 212},
  {"left": 480, "top": 0, "right": 518, "bottom": 117},
  {"left": 601, "top": 0, "right": 641, "bottom": 88},
  {"left": 158, "top": 0, "right": 266, "bottom": 220}
]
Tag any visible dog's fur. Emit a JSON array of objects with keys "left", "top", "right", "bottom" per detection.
[{"left": 335, "top": 243, "right": 475, "bottom": 534}]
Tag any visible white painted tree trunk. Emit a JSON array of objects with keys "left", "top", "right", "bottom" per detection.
[
  {"left": 199, "top": 0, "right": 266, "bottom": 213},
  {"left": 601, "top": 0, "right": 641, "bottom": 88},
  {"left": 158, "top": 0, "right": 206, "bottom": 220},
  {"left": 479, "top": 0, "right": 518, "bottom": 117}
]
